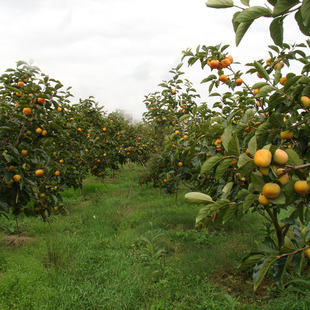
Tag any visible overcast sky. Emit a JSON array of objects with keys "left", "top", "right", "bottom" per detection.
[{"left": 0, "top": 0, "right": 307, "bottom": 120}]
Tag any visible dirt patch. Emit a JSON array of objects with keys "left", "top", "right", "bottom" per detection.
[{"left": 3, "top": 235, "right": 34, "bottom": 247}]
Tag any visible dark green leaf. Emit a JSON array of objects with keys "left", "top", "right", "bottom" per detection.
[
  {"left": 228, "top": 134, "right": 240, "bottom": 156},
  {"left": 201, "top": 155, "right": 225, "bottom": 174},
  {"left": 215, "top": 158, "right": 235, "bottom": 180},
  {"left": 222, "top": 203, "right": 239, "bottom": 224},
  {"left": 253, "top": 255, "right": 277, "bottom": 291},
  {"left": 270, "top": 16, "right": 284, "bottom": 47},
  {"left": 254, "top": 61, "right": 270, "bottom": 81},
  {"left": 243, "top": 193, "right": 258, "bottom": 212},
  {"left": 235, "top": 21, "right": 254, "bottom": 46},
  {"left": 295, "top": 9, "right": 310, "bottom": 36},
  {"left": 235, "top": 6, "right": 272, "bottom": 23},
  {"left": 301, "top": 0, "right": 310, "bottom": 27},
  {"left": 273, "top": 0, "right": 300, "bottom": 17}
]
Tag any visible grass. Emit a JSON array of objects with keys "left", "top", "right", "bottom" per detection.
[{"left": 0, "top": 163, "right": 309, "bottom": 309}]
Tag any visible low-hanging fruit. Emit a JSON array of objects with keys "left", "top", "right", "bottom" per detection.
[
  {"left": 258, "top": 194, "right": 269, "bottom": 205},
  {"left": 301, "top": 96, "right": 310, "bottom": 109},
  {"left": 254, "top": 149, "right": 272, "bottom": 167},
  {"left": 262, "top": 183, "right": 281, "bottom": 199},
  {"left": 235, "top": 78, "right": 243, "bottom": 86},
  {"left": 22, "top": 107, "right": 31, "bottom": 116},
  {"left": 35, "top": 169, "right": 44, "bottom": 177},
  {"left": 219, "top": 74, "right": 229, "bottom": 82},
  {"left": 37, "top": 97, "right": 46, "bottom": 105},
  {"left": 276, "top": 168, "right": 289, "bottom": 186},
  {"left": 294, "top": 180, "right": 310, "bottom": 195},
  {"left": 280, "top": 130, "right": 294, "bottom": 140},
  {"left": 305, "top": 248, "right": 310, "bottom": 259},
  {"left": 273, "top": 149, "right": 288, "bottom": 166},
  {"left": 13, "top": 175, "right": 21, "bottom": 182}
]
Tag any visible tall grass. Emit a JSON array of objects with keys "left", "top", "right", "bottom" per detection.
[{"left": 0, "top": 163, "right": 309, "bottom": 309}]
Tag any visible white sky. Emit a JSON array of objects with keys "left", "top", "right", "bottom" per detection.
[{"left": 0, "top": 0, "right": 307, "bottom": 120}]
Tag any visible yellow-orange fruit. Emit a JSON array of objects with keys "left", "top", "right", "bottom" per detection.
[
  {"left": 276, "top": 168, "right": 289, "bottom": 186},
  {"left": 260, "top": 166, "right": 270, "bottom": 176},
  {"left": 183, "top": 135, "right": 188, "bottom": 140},
  {"left": 254, "top": 149, "right": 272, "bottom": 168},
  {"left": 301, "top": 96, "right": 310, "bottom": 108},
  {"left": 280, "top": 77, "right": 287, "bottom": 85},
  {"left": 13, "top": 175, "right": 21, "bottom": 182},
  {"left": 221, "top": 58, "right": 231, "bottom": 68},
  {"left": 273, "top": 149, "right": 288, "bottom": 166},
  {"left": 178, "top": 162, "right": 183, "bottom": 167},
  {"left": 36, "top": 128, "right": 43, "bottom": 134},
  {"left": 235, "top": 78, "right": 243, "bottom": 86},
  {"left": 35, "top": 169, "right": 44, "bottom": 177},
  {"left": 305, "top": 248, "right": 310, "bottom": 259},
  {"left": 209, "top": 59, "right": 220, "bottom": 69},
  {"left": 227, "top": 55, "right": 233, "bottom": 63},
  {"left": 55, "top": 171, "right": 60, "bottom": 176},
  {"left": 258, "top": 194, "right": 270, "bottom": 206},
  {"left": 22, "top": 107, "right": 31, "bottom": 115},
  {"left": 262, "top": 183, "right": 281, "bottom": 199},
  {"left": 294, "top": 181, "right": 310, "bottom": 195},
  {"left": 219, "top": 74, "right": 229, "bottom": 82},
  {"left": 280, "top": 130, "right": 294, "bottom": 140},
  {"left": 21, "top": 150, "right": 28, "bottom": 157}
]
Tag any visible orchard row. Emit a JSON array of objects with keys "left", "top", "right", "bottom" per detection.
[
  {"left": 0, "top": 61, "right": 157, "bottom": 219},
  {"left": 141, "top": 42, "right": 310, "bottom": 290}
]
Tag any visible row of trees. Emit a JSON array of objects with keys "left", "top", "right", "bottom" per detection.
[
  {"left": 141, "top": 0, "right": 310, "bottom": 290},
  {"left": 0, "top": 61, "right": 157, "bottom": 220}
]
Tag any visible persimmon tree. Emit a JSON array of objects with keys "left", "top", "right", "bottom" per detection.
[{"left": 180, "top": 0, "right": 310, "bottom": 290}]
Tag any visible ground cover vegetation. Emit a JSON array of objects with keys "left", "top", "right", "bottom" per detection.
[
  {"left": 1, "top": 0, "right": 310, "bottom": 308},
  {"left": 0, "top": 164, "right": 309, "bottom": 309}
]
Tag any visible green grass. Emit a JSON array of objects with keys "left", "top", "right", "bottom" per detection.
[{"left": 0, "top": 163, "right": 309, "bottom": 309}]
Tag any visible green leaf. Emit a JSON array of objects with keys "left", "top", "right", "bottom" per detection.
[
  {"left": 222, "top": 123, "right": 233, "bottom": 152},
  {"left": 273, "top": 256, "right": 287, "bottom": 286},
  {"left": 196, "top": 206, "right": 211, "bottom": 224},
  {"left": 240, "top": 0, "right": 250, "bottom": 6},
  {"left": 201, "top": 155, "right": 225, "bottom": 174},
  {"left": 228, "top": 134, "right": 240, "bottom": 156},
  {"left": 235, "top": 6, "right": 272, "bottom": 23},
  {"left": 284, "top": 75, "right": 301, "bottom": 91},
  {"left": 252, "top": 82, "right": 269, "bottom": 89},
  {"left": 251, "top": 172, "right": 265, "bottom": 192},
  {"left": 179, "top": 114, "right": 191, "bottom": 122},
  {"left": 295, "top": 9, "right": 310, "bottom": 36},
  {"left": 185, "top": 192, "right": 214, "bottom": 204},
  {"left": 235, "top": 21, "right": 254, "bottom": 46},
  {"left": 291, "top": 251, "right": 303, "bottom": 275},
  {"left": 269, "top": 191, "right": 286, "bottom": 205},
  {"left": 206, "top": 0, "right": 234, "bottom": 8},
  {"left": 237, "top": 253, "right": 265, "bottom": 272},
  {"left": 286, "top": 149, "right": 303, "bottom": 166},
  {"left": 237, "top": 153, "right": 253, "bottom": 169},
  {"left": 270, "top": 16, "right": 284, "bottom": 47},
  {"left": 253, "top": 255, "right": 278, "bottom": 291},
  {"left": 215, "top": 158, "right": 234, "bottom": 180},
  {"left": 243, "top": 193, "right": 258, "bottom": 212},
  {"left": 222, "top": 182, "right": 234, "bottom": 198},
  {"left": 201, "top": 75, "right": 217, "bottom": 83},
  {"left": 273, "top": 0, "right": 300, "bottom": 17},
  {"left": 301, "top": 0, "right": 310, "bottom": 27},
  {"left": 222, "top": 203, "right": 239, "bottom": 224},
  {"left": 248, "top": 136, "right": 257, "bottom": 156},
  {"left": 254, "top": 61, "right": 270, "bottom": 81}
]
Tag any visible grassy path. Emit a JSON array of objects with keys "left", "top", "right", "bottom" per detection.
[{"left": 0, "top": 164, "right": 307, "bottom": 309}]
